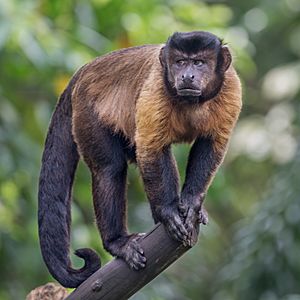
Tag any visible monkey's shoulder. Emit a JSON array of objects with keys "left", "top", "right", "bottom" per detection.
[
  {"left": 72, "top": 44, "right": 163, "bottom": 100},
  {"left": 87, "top": 44, "right": 163, "bottom": 71},
  {"left": 71, "top": 45, "right": 165, "bottom": 142}
]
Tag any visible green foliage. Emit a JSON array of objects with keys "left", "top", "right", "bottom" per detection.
[
  {"left": 0, "top": 0, "right": 299, "bottom": 299},
  {"left": 216, "top": 150, "right": 300, "bottom": 300}
]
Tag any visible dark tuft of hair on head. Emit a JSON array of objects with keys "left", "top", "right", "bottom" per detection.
[{"left": 167, "top": 31, "right": 222, "bottom": 54}]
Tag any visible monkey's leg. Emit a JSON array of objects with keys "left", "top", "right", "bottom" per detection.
[
  {"left": 79, "top": 125, "right": 146, "bottom": 270},
  {"left": 180, "top": 136, "right": 225, "bottom": 242},
  {"left": 138, "top": 147, "right": 189, "bottom": 245},
  {"left": 91, "top": 164, "right": 146, "bottom": 270}
]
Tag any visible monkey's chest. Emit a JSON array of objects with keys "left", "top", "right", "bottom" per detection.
[
  {"left": 169, "top": 108, "right": 209, "bottom": 143},
  {"left": 170, "top": 124, "right": 198, "bottom": 144}
]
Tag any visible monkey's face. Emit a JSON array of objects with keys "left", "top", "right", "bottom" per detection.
[
  {"left": 160, "top": 31, "right": 232, "bottom": 103},
  {"left": 168, "top": 50, "right": 218, "bottom": 98}
]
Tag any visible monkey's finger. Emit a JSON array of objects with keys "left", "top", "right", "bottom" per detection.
[
  {"left": 178, "top": 224, "right": 190, "bottom": 245},
  {"left": 172, "top": 220, "right": 191, "bottom": 246},
  {"left": 131, "top": 238, "right": 144, "bottom": 255},
  {"left": 132, "top": 252, "right": 147, "bottom": 269},
  {"left": 130, "top": 259, "right": 146, "bottom": 270},
  {"left": 132, "top": 243, "right": 144, "bottom": 255},
  {"left": 174, "top": 214, "right": 188, "bottom": 231},
  {"left": 167, "top": 221, "right": 183, "bottom": 240},
  {"left": 176, "top": 225, "right": 192, "bottom": 247},
  {"left": 134, "top": 252, "right": 146, "bottom": 264},
  {"left": 183, "top": 209, "right": 196, "bottom": 245},
  {"left": 167, "top": 220, "right": 186, "bottom": 243},
  {"left": 178, "top": 203, "right": 188, "bottom": 218},
  {"left": 198, "top": 207, "right": 209, "bottom": 225},
  {"left": 184, "top": 208, "right": 194, "bottom": 225},
  {"left": 184, "top": 223, "right": 194, "bottom": 246},
  {"left": 168, "top": 226, "right": 186, "bottom": 244},
  {"left": 133, "top": 262, "right": 146, "bottom": 270},
  {"left": 173, "top": 214, "right": 189, "bottom": 237},
  {"left": 184, "top": 210, "right": 195, "bottom": 233},
  {"left": 126, "top": 248, "right": 146, "bottom": 270},
  {"left": 198, "top": 212, "right": 209, "bottom": 225}
]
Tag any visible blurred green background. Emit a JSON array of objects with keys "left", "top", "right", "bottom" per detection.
[{"left": 0, "top": 0, "right": 300, "bottom": 299}]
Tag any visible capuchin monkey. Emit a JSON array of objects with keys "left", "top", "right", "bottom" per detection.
[{"left": 38, "top": 31, "right": 242, "bottom": 288}]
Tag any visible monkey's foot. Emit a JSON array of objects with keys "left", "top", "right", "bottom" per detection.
[
  {"left": 123, "top": 233, "right": 147, "bottom": 270},
  {"left": 106, "top": 233, "right": 146, "bottom": 270}
]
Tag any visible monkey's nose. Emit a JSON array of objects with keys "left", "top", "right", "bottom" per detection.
[{"left": 181, "top": 73, "right": 195, "bottom": 83}]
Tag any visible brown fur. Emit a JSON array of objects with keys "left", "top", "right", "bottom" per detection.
[{"left": 71, "top": 45, "right": 241, "bottom": 162}]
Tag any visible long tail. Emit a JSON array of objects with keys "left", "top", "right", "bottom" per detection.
[{"left": 38, "top": 77, "right": 101, "bottom": 288}]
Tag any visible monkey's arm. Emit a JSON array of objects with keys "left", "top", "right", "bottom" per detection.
[
  {"left": 180, "top": 136, "right": 227, "bottom": 240},
  {"left": 137, "top": 147, "right": 189, "bottom": 244},
  {"left": 182, "top": 136, "right": 225, "bottom": 201}
]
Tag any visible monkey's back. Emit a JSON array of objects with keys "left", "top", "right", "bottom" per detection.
[{"left": 71, "top": 45, "right": 163, "bottom": 140}]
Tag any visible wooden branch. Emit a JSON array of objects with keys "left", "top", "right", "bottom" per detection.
[{"left": 66, "top": 223, "right": 200, "bottom": 300}]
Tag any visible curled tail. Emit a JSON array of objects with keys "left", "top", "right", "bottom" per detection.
[{"left": 38, "top": 78, "right": 101, "bottom": 288}]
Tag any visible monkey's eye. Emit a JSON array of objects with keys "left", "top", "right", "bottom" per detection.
[
  {"left": 176, "top": 60, "right": 185, "bottom": 66},
  {"left": 193, "top": 60, "right": 204, "bottom": 66}
]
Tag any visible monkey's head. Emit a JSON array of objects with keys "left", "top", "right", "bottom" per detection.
[{"left": 160, "top": 31, "right": 232, "bottom": 104}]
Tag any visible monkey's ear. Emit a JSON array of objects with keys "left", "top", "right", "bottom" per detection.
[
  {"left": 220, "top": 45, "right": 232, "bottom": 72},
  {"left": 159, "top": 46, "right": 166, "bottom": 67}
]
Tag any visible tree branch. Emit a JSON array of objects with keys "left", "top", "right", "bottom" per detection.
[{"left": 66, "top": 223, "right": 200, "bottom": 300}]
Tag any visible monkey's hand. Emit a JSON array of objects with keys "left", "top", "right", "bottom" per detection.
[
  {"left": 179, "top": 204, "right": 209, "bottom": 225},
  {"left": 105, "top": 233, "right": 146, "bottom": 270},
  {"left": 179, "top": 193, "right": 208, "bottom": 246},
  {"left": 156, "top": 203, "right": 190, "bottom": 246}
]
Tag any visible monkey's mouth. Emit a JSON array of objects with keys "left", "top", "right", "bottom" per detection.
[{"left": 177, "top": 88, "right": 202, "bottom": 97}]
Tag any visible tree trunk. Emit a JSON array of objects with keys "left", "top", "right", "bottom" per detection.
[{"left": 66, "top": 223, "right": 199, "bottom": 300}]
